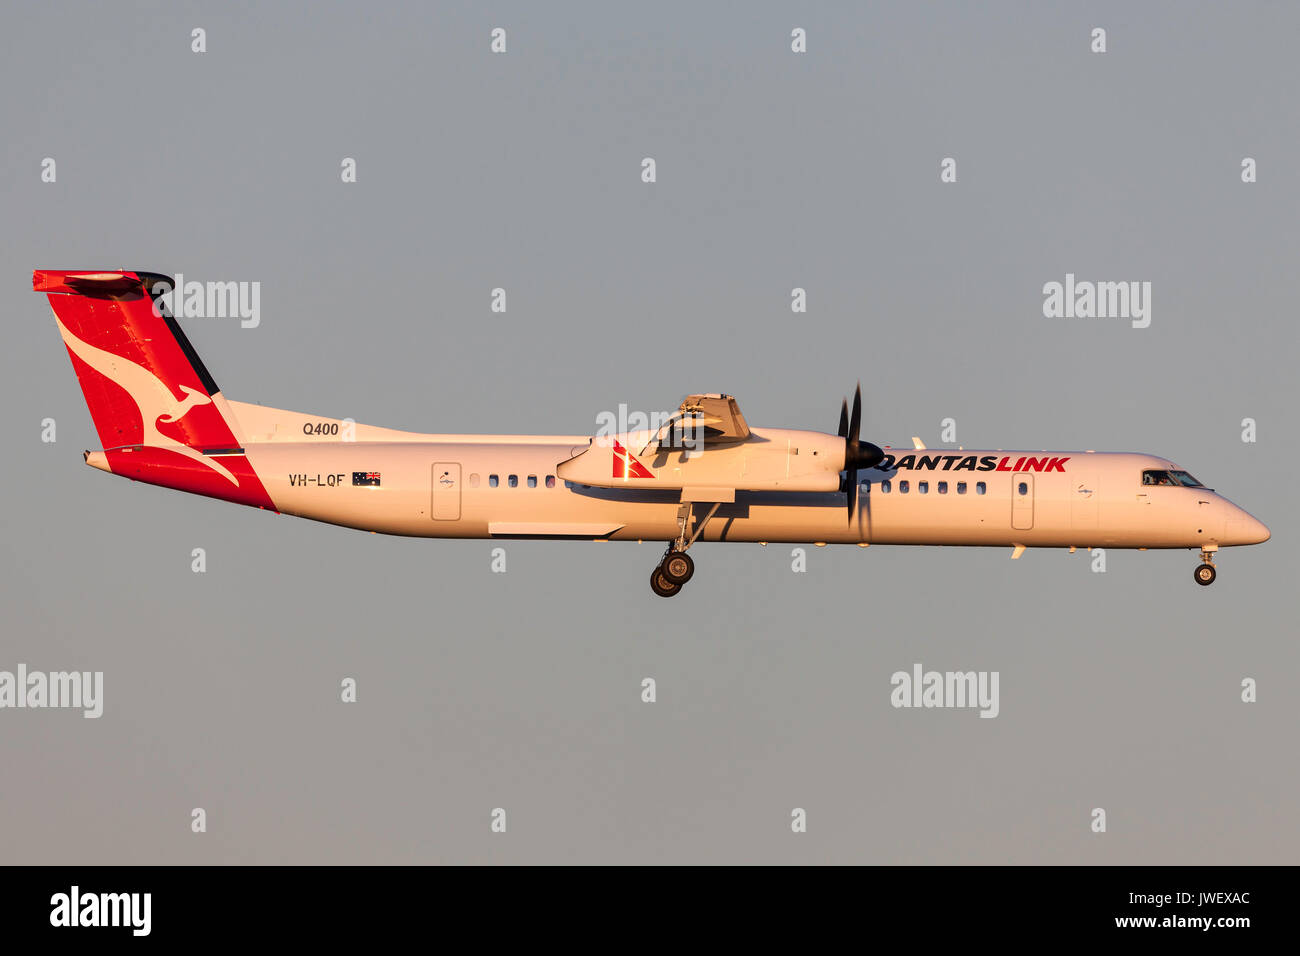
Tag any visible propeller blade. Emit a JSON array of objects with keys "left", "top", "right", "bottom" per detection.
[
  {"left": 846, "top": 469, "right": 857, "bottom": 524},
  {"left": 838, "top": 383, "right": 883, "bottom": 520},
  {"left": 849, "top": 384, "right": 862, "bottom": 444}
]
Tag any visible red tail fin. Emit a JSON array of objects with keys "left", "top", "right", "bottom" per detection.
[{"left": 35, "top": 270, "right": 275, "bottom": 510}]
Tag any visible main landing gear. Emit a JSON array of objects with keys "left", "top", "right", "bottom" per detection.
[
  {"left": 650, "top": 501, "right": 720, "bottom": 597},
  {"left": 1194, "top": 547, "right": 1217, "bottom": 586},
  {"left": 651, "top": 548, "right": 696, "bottom": 596}
]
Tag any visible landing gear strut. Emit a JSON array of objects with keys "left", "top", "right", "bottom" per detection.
[
  {"left": 649, "top": 501, "right": 721, "bottom": 597},
  {"left": 1194, "top": 547, "right": 1217, "bottom": 586}
]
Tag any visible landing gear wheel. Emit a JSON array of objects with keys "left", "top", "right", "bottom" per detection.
[
  {"left": 1194, "top": 563, "right": 1216, "bottom": 586},
  {"left": 650, "top": 568, "right": 681, "bottom": 597},
  {"left": 662, "top": 550, "right": 695, "bottom": 585}
]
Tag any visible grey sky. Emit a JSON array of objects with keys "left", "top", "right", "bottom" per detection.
[{"left": 1, "top": 1, "right": 1296, "bottom": 863}]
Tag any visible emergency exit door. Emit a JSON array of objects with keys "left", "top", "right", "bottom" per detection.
[
  {"left": 1011, "top": 472, "right": 1034, "bottom": 530},
  {"left": 432, "top": 462, "right": 461, "bottom": 520}
]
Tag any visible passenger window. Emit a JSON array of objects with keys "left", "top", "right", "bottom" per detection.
[
  {"left": 976, "top": 482, "right": 986, "bottom": 495},
  {"left": 469, "top": 473, "right": 480, "bottom": 488},
  {"left": 545, "top": 475, "right": 556, "bottom": 488},
  {"left": 860, "top": 479, "right": 871, "bottom": 493},
  {"left": 881, "top": 480, "right": 891, "bottom": 493},
  {"left": 1018, "top": 482, "right": 1028, "bottom": 495},
  {"left": 508, "top": 475, "right": 518, "bottom": 488},
  {"left": 918, "top": 481, "right": 929, "bottom": 494},
  {"left": 957, "top": 482, "right": 967, "bottom": 494},
  {"left": 489, "top": 474, "right": 499, "bottom": 488},
  {"left": 527, "top": 475, "right": 537, "bottom": 488},
  {"left": 899, "top": 480, "right": 910, "bottom": 494},
  {"left": 937, "top": 481, "right": 948, "bottom": 494}
]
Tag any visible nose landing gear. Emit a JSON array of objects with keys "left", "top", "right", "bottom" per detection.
[{"left": 1194, "top": 546, "right": 1217, "bottom": 586}]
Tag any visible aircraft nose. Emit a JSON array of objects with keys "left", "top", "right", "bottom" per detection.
[{"left": 1226, "top": 508, "right": 1270, "bottom": 545}]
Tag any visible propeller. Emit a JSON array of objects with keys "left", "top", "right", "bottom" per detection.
[{"left": 839, "top": 383, "right": 885, "bottom": 523}]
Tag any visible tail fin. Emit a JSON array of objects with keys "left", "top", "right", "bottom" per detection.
[{"left": 35, "top": 270, "right": 275, "bottom": 510}]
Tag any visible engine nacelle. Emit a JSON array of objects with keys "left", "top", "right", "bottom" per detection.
[{"left": 557, "top": 427, "right": 844, "bottom": 493}]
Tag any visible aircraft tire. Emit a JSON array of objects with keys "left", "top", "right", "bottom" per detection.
[
  {"left": 662, "top": 551, "right": 695, "bottom": 585},
  {"left": 651, "top": 568, "right": 681, "bottom": 597}
]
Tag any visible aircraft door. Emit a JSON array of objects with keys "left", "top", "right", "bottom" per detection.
[
  {"left": 1011, "top": 472, "right": 1034, "bottom": 530},
  {"left": 432, "top": 462, "right": 461, "bottom": 520}
]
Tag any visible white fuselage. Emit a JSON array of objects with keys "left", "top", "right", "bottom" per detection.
[{"left": 163, "top": 401, "right": 1267, "bottom": 552}]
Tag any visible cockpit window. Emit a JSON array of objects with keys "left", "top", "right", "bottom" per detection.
[{"left": 1142, "top": 469, "right": 1204, "bottom": 488}]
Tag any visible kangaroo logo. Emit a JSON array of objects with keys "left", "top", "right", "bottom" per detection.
[
  {"left": 611, "top": 438, "right": 655, "bottom": 480},
  {"left": 55, "top": 317, "right": 239, "bottom": 486}
]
